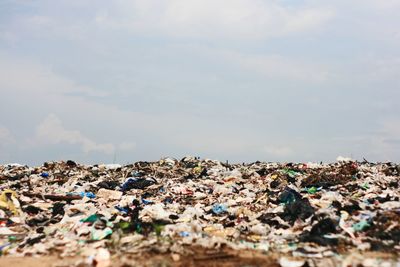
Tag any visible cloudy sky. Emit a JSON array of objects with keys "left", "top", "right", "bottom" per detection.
[{"left": 1, "top": 0, "right": 400, "bottom": 165}]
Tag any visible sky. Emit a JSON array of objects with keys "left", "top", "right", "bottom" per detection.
[{"left": 1, "top": 0, "right": 400, "bottom": 165}]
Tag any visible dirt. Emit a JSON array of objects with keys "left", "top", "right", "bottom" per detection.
[
  {"left": 0, "top": 252, "right": 279, "bottom": 267},
  {"left": 0, "top": 250, "right": 398, "bottom": 267}
]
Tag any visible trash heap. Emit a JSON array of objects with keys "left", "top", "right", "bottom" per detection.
[{"left": 0, "top": 157, "right": 399, "bottom": 263}]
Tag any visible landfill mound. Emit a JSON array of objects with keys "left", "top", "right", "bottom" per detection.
[{"left": 0, "top": 157, "right": 399, "bottom": 267}]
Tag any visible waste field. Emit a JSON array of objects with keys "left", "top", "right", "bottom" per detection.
[{"left": 0, "top": 157, "right": 399, "bottom": 266}]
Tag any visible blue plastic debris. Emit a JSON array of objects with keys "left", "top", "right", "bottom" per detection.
[
  {"left": 179, "top": 231, "right": 190, "bottom": 237},
  {"left": 142, "top": 198, "right": 153, "bottom": 205},
  {"left": 115, "top": 206, "right": 129, "bottom": 214},
  {"left": 79, "top": 192, "right": 96, "bottom": 199},
  {"left": 121, "top": 177, "right": 156, "bottom": 192},
  {"left": 212, "top": 203, "right": 227, "bottom": 214},
  {"left": 40, "top": 172, "right": 49, "bottom": 178},
  {"left": 132, "top": 171, "right": 145, "bottom": 177},
  {"left": 163, "top": 197, "right": 173, "bottom": 204}
]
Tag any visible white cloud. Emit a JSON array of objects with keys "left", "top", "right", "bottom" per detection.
[
  {"left": 380, "top": 119, "right": 400, "bottom": 146},
  {"left": 362, "top": 0, "right": 400, "bottom": 9},
  {"left": 335, "top": 55, "right": 400, "bottom": 87},
  {"left": 95, "top": 0, "right": 335, "bottom": 39},
  {"left": 0, "top": 53, "right": 109, "bottom": 97},
  {"left": 330, "top": 118, "right": 400, "bottom": 161},
  {"left": 24, "top": 15, "right": 52, "bottom": 28},
  {"left": 1, "top": 0, "right": 400, "bottom": 164},
  {"left": 263, "top": 145, "right": 294, "bottom": 157},
  {"left": 0, "top": 126, "right": 15, "bottom": 161},
  {"left": 222, "top": 50, "right": 329, "bottom": 82},
  {"left": 35, "top": 114, "right": 115, "bottom": 154},
  {"left": 164, "top": 44, "right": 331, "bottom": 82},
  {"left": 0, "top": 126, "right": 15, "bottom": 145},
  {"left": 0, "top": 31, "right": 18, "bottom": 43},
  {"left": 118, "top": 142, "right": 136, "bottom": 151},
  {"left": 368, "top": 57, "right": 400, "bottom": 81}
]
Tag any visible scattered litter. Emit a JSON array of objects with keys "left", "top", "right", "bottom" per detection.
[
  {"left": 0, "top": 190, "right": 21, "bottom": 215},
  {"left": 352, "top": 220, "right": 370, "bottom": 232},
  {"left": 212, "top": 203, "right": 228, "bottom": 215},
  {"left": 0, "top": 158, "right": 398, "bottom": 264},
  {"left": 97, "top": 188, "right": 122, "bottom": 200},
  {"left": 279, "top": 257, "right": 306, "bottom": 267}
]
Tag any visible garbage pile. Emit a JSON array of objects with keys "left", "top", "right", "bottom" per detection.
[{"left": 0, "top": 157, "right": 399, "bottom": 264}]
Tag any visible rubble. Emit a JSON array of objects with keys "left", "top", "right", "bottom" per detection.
[{"left": 0, "top": 157, "right": 399, "bottom": 265}]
